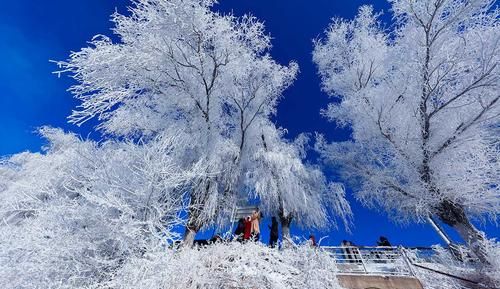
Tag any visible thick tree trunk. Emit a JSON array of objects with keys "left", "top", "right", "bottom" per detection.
[
  {"left": 420, "top": 157, "right": 490, "bottom": 264},
  {"left": 281, "top": 223, "right": 291, "bottom": 240},
  {"left": 280, "top": 214, "right": 293, "bottom": 248},
  {"left": 182, "top": 226, "right": 197, "bottom": 247},
  {"left": 181, "top": 176, "right": 214, "bottom": 247},
  {"left": 452, "top": 222, "right": 489, "bottom": 264},
  {"left": 182, "top": 205, "right": 202, "bottom": 247},
  {"left": 436, "top": 200, "right": 490, "bottom": 265}
]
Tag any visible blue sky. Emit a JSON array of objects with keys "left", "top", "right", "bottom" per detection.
[{"left": 1, "top": 0, "right": 497, "bottom": 246}]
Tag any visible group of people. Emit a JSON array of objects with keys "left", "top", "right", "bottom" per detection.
[
  {"left": 340, "top": 236, "right": 393, "bottom": 263},
  {"left": 234, "top": 208, "right": 263, "bottom": 242},
  {"left": 205, "top": 207, "right": 393, "bottom": 252},
  {"left": 233, "top": 208, "right": 314, "bottom": 249}
]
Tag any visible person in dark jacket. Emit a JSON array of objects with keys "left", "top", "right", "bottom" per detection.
[
  {"left": 269, "top": 217, "right": 279, "bottom": 248},
  {"left": 234, "top": 218, "right": 245, "bottom": 242},
  {"left": 376, "top": 236, "right": 393, "bottom": 262},
  {"left": 341, "top": 240, "right": 360, "bottom": 263},
  {"left": 377, "top": 236, "right": 392, "bottom": 247}
]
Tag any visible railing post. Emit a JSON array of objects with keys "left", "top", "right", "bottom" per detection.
[
  {"left": 357, "top": 247, "right": 368, "bottom": 274},
  {"left": 400, "top": 247, "right": 416, "bottom": 276}
]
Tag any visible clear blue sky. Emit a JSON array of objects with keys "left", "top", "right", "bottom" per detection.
[{"left": 1, "top": 0, "right": 497, "bottom": 246}]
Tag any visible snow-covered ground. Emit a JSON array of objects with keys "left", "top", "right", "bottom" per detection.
[{"left": 111, "top": 242, "right": 343, "bottom": 289}]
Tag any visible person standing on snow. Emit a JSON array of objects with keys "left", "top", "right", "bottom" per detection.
[
  {"left": 269, "top": 217, "right": 279, "bottom": 248},
  {"left": 234, "top": 218, "right": 245, "bottom": 242},
  {"left": 308, "top": 235, "right": 317, "bottom": 247},
  {"left": 243, "top": 216, "right": 252, "bottom": 241},
  {"left": 250, "top": 208, "right": 262, "bottom": 241}
]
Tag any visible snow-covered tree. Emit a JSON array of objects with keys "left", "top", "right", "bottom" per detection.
[
  {"left": 246, "top": 125, "right": 351, "bottom": 242},
  {"left": 313, "top": 0, "right": 499, "bottom": 263},
  {"left": 0, "top": 128, "right": 204, "bottom": 288},
  {"left": 56, "top": 0, "right": 348, "bottom": 245}
]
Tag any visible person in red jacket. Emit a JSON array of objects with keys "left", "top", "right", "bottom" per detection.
[{"left": 243, "top": 216, "right": 252, "bottom": 240}]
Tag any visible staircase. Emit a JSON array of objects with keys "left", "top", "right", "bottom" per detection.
[{"left": 321, "top": 246, "right": 424, "bottom": 289}]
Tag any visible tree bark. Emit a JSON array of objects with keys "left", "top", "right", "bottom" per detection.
[
  {"left": 182, "top": 205, "right": 203, "bottom": 247},
  {"left": 436, "top": 200, "right": 490, "bottom": 264},
  {"left": 182, "top": 226, "right": 197, "bottom": 247},
  {"left": 280, "top": 214, "right": 293, "bottom": 248}
]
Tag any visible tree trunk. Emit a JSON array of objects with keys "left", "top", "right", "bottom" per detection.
[
  {"left": 436, "top": 200, "right": 490, "bottom": 265},
  {"left": 280, "top": 214, "right": 293, "bottom": 248},
  {"left": 182, "top": 205, "right": 202, "bottom": 247},
  {"left": 420, "top": 160, "right": 490, "bottom": 264},
  {"left": 182, "top": 226, "right": 197, "bottom": 247}
]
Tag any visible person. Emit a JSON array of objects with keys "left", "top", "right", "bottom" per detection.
[
  {"left": 269, "top": 217, "right": 279, "bottom": 248},
  {"left": 234, "top": 218, "right": 245, "bottom": 242},
  {"left": 308, "top": 235, "right": 317, "bottom": 247},
  {"left": 376, "top": 236, "right": 393, "bottom": 262},
  {"left": 341, "top": 240, "right": 352, "bottom": 262},
  {"left": 341, "top": 240, "right": 360, "bottom": 263},
  {"left": 243, "top": 216, "right": 252, "bottom": 241},
  {"left": 250, "top": 208, "right": 262, "bottom": 241},
  {"left": 377, "top": 236, "right": 391, "bottom": 247}
]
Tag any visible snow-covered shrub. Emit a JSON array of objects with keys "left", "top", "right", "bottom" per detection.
[
  {"left": 110, "top": 242, "right": 342, "bottom": 289},
  {"left": 0, "top": 129, "right": 344, "bottom": 289},
  {"left": 0, "top": 128, "right": 204, "bottom": 289}
]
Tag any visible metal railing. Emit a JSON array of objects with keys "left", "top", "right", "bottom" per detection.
[{"left": 320, "top": 246, "right": 417, "bottom": 276}]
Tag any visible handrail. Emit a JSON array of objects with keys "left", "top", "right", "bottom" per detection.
[
  {"left": 319, "top": 245, "right": 483, "bottom": 285},
  {"left": 410, "top": 262, "right": 482, "bottom": 286},
  {"left": 320, "top": 246, "right": 416, "bottom": 276}
]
